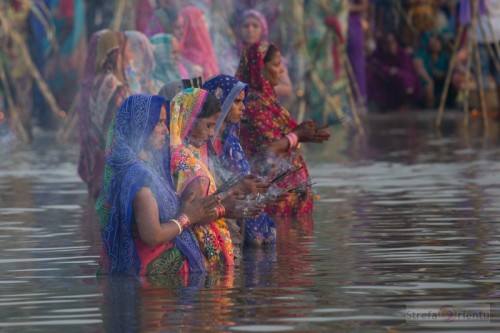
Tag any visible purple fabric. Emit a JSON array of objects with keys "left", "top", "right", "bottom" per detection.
[
  {"left": 458, "top": 0, "right": 487, "bottom": 24},
  {"left": 367, "top": 42, "right": 421, "bottom": 111},
  {"left": 347, "top": 13, "right": 367, "bottom": 101},
  {"left": 77, "top": 30, "right": 102, "bottom": 189}
]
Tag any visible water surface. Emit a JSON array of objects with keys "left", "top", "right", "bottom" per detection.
[{"left": 1, "top": 111, "right": 499, "bottom": 332}]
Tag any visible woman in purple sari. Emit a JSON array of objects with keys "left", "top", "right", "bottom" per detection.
[
  {"left": 367, "top": 33, "right": 421, "bottom": 111},
  {"left": 202, "top": 74, "right": 277, "bottom": 247}
]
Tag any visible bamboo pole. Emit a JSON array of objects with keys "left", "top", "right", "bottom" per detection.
[
  {"left": 0, "top": 63, "right": 30, "bottom": 143},
  {"left": 473, "top": 42, "right": 489, "bottom": 131},
  {"left": 470, "top": 2, "right": 489, "bottom": 131},
  {"left": 343, "top": 53, "right": 368, "bottom": 117},
  {"left": 293, "top": 0, "right": 307, "bottom": 123},
  {"left": 462, "top": 9, "right": 474, "bottom": 128},
  {"left": 485, "top": 5, "right": 500, "bottom": 68},
  {"left": 436, "top": 25, "right": 465, "bottom": 128},
  {"left": 343, "top": 64, "right": 365, "bottom": 136},
  {"left": 111, "top": 0, "right": 127, "bottom": 31},
  {"left": 59, "top": 92, "right": 80, "bottom": 142},
  {"left": 478, "top": 16, "right": 500, "bottom": 72},
  {"left": 0, "top": 16, "right": 64, "bottom": 119},
  {"left": 309, "top": 70, "right": 350, "bottom": 128}
]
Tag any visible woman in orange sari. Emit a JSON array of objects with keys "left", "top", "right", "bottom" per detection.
[{"left": 169, "top": 88, "right": 263, "bottom": 267}]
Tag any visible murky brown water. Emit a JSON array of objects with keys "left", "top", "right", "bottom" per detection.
[{"left": 1, "top": 111, "right": 499, "bottom": 332}]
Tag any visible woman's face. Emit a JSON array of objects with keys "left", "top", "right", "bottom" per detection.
[
  {"left": 241, "top": 16, "right": 263, "bottom": 45},
  {"left": 147, "top": 105, "right": 168, "bottom": 151},
  {"left": 187, "top": 112, "right": 220, "bottom": 148},
  {"left": 171, "top": 37, "right": 180, "bottom": 65},
  {"left": 226, "top": 90, "right": 245, "bottom": 124},
  {"left": 264, "top": 51, "right": 284, "bottom": 87}
]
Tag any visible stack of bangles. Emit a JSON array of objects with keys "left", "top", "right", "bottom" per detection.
[
  {"left": 215, "top": 203, "right": 226, "bottom": 219},
  {"left": 170, "top": 214, "right": 189, "bottom": 236},
  {"left": 285, "top": 132, "right": 299, "bottom": 151}
]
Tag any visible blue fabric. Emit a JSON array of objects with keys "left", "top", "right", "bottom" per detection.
[
  {"left": 201, "top": 74, "right": 248, "bottom": 138},
  {"left": 202, "top": 76, "right": 276, "bottom": 246},
  {"left": 98, "top": 94, "right": 205, "bottom": 275}
]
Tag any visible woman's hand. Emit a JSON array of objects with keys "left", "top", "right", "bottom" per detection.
[
  {"left": 179, "top": 192, "right": 220, "bottom": 225},
  {"left": 293, "top": 120, "right": 330, "bottom": 143},
  {"left": 221, "top": 190, "right": 265, "bottom": 219},
  {"left": 231, "top": 175, "right": 270, "bottom": 195}
]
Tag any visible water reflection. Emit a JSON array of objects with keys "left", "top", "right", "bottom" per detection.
[{"left": 0, "top": 113, "right": 500, "bottom": 331}]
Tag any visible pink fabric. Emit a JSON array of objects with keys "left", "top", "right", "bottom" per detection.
[
  {"left": 237, "top": 9, "right": 269, "bottom": 53},
  {"left": 179, "top": 6, "right": 219, "bottom": 80}
]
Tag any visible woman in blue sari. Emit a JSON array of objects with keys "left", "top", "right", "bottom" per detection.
[
  {"left": 202, "top": 75, "right": 276, "bottom": 247},
  {"left": 95, "top": 94, "right": 220, "bottom": 277}
]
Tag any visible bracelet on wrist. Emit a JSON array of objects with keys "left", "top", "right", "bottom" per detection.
[
  {"left": 170, "top": 219, "right": 182, "bottom": 235},
  {"left": 215, "top": 203, "right": 226, "bottom": 219},
  {"left": 177, "top": 214, "right": 190, "bottom": 230},
  {"left": 285, "top": 132, "right": 299, "bottom": 151}
]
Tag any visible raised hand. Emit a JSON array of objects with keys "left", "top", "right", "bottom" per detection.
[{"left": 179, "top": 191, "right": 220, "bottom": 225}]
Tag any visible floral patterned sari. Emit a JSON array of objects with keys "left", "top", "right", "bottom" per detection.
[
  {"left": 169, "top": 88, "right": 234, "bottom": 268},
  {"left": 235, "top": 42, "right": 313, "bottom": 216}
]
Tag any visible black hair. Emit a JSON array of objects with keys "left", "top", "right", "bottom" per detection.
[
  {"left": 198, "top": 92, "right": 221, "bottom": 118},
  {"left": 263, "top": 43, "right": 279, "bottom": 63}
]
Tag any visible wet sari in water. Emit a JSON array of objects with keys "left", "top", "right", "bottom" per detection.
[
  {"left": 95, "top": 94, "right": 206, "bottom": 276},
  {"left": 169, "top": 88, "right": 234, "bottom": 268},
  {"left": 235, "top": 42, "right": 313, "bottom": 217},
  {"left": 202, "top": 74, "right": 276, "bottom": 246}
]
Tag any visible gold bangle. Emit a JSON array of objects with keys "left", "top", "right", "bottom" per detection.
[{"left": 170, "top": 219, "right": 182, "bottom": 235}]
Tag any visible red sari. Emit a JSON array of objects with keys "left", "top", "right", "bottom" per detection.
[{"left": 235, "top": 42, "right": 313, "bottom": 217}]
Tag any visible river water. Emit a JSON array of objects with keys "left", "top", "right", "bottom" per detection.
[{"left": 0, "top": 111, "right": 499, "bottom": 332}]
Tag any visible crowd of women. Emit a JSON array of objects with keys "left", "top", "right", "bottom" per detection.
[{"left": 61, "top": 3, "right": 330, "bottom": 276}]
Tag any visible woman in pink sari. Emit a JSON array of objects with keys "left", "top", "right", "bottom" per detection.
[
  {"left": 236, "top": 42, "right": 330, "bottom": 217},
  {"left": 178, "top": 6, "right": 219, "bottom": 81}
]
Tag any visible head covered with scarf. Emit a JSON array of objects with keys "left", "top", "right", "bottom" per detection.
[
  {"left": 95, "top": 94, "right": 206, "bottom": 275},
  {"left": 179, "top": 6, "right": 219, "bottom": 81},
  {"left": 235, "top": 42, "right": 313, "bottom": 216},
  {"left": 169, "top": 88, "right": 234, "bottom": 267},
  {"left": 238, "top": 9, "right": 269, "bottom": 52},
  {"left": 235, "top": 41, "right": 297, "bottom": 155},
  {"left": 150, "top": 33, "right": 182, "bottom": 90},
  {"left": 202, "top": 74, "right": 248, "bottom": 138},
  {"left": 124, "top": 31, "right": 155, "bottom": 94}
]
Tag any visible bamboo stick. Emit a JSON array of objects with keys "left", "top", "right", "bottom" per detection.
[
  {"left": 60, "top": 92, "right": 80, "bottom": 142},
  {"left": 485, "top": 4, "right": 500, "bottom": 69},
  {"left": 0, "top": 16, "right": 64, "bottom": 119},
  {"left": 343, "top": 67, "right": 365, "bottom": 136},
  {"left": 111, "top": 0, "right": 127, "bottom": 31},
  {"left": 436, "top": 24, "right": 465, "bottom": 128},
  {"left": 462, "top": 5, "right": 474, "bottom": 128},
  {"left": 0, "top": 63, "right": 30, "bottom": 143},
  {"left": 343, "top": 53, "right": 368, "bottom": 117},
  {"left": 478, "top": 14, "right": 500, "bottom": 72},
  {"left": 473, "top": 43, "right": 489, "bottom": 131}
]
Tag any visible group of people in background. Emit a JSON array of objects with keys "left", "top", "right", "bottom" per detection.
[
  {"left": 2, "top": 0, "right": 500, "bottom": 277},
  {"left": 361, "top": 0, "right": 500, "bottom": 112}
]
